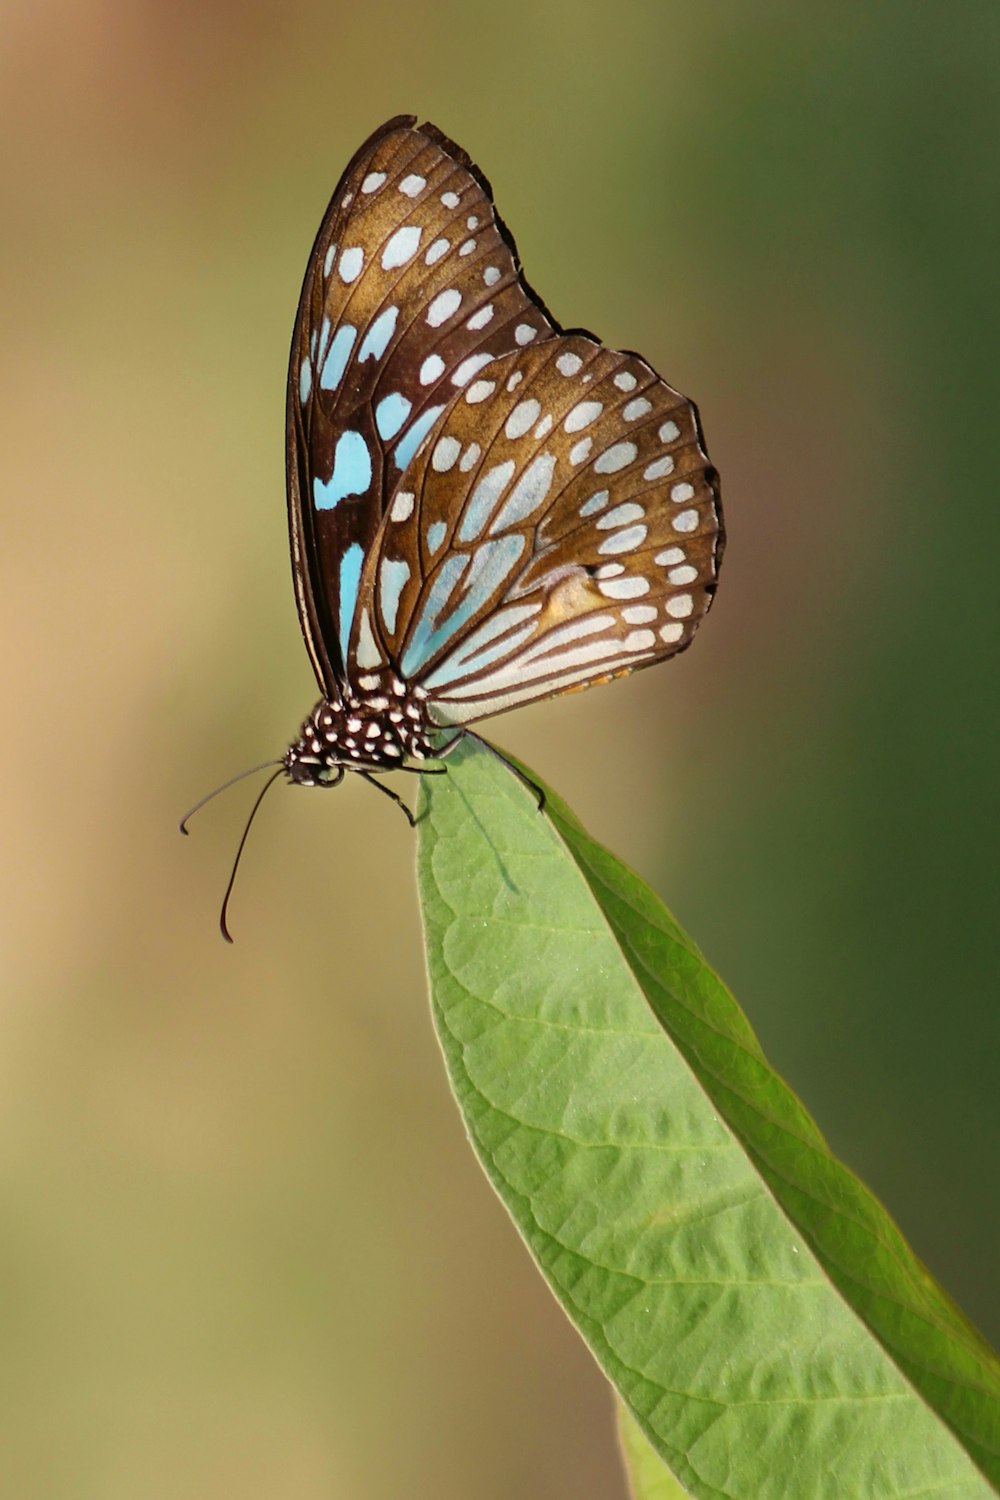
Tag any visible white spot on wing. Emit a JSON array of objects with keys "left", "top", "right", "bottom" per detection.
[
  {"left": 515, "top": 324, "right": 537, "bottom": 345},
  {"left": 466, "top": 304, "right": 494, "bottom": 330},
  {"left": 666, "top": 594, "right": 694, "bottom": 618},
  {"left": 452, "top": 352, "right": 494, "bottom": 387},
  {"left": 624, "top": 397, "right": 652, "bottom": 421},
  {"left": 669, "top": 564, "right": 698, "bottom": 585},
  {"left": 614, "top": 371, "right": 638, "bottom": 392},
  {"left": 655, "top": 547, "right": 685, "bottom": 565},
  {"left": 671, "top": 482, "right": 696, "bottom": 503},
  {"left": 466, "top": 379, "right": 496, "bottom": 403},
  {"left": 420, "top": 354, "right": 445, "bottom": 385},
  {"left": 432, "top": 435, "right": 461, "bottom": 472},
  {"left": 556, "top": 352, "right": 582, "bottom": 376},
  {"left": 569, "top": 437, "right": 593, "bottom": 465},
  {"left": 425, "top": 238, "right": 450, "bottom": 265},
  {"left": 579, "top": 489, "right": 609, "bottom": 516},
  {"left": 594, "top": 441, "right": 637, "bottom": 474},
  {"left": 339, "top": 247, "right": 364, "bottom": 283},
  {"left": 564, "top": 400, "right": 603, "bottom": 433},
  {"left": 505, "top": 399, "right": 541, "bottom": 439},
  {"left": 427, "top": 288, "right": 462, "bottom": 326},
  {"left": 382, "top": 225, "right": 421, "bottom": 269},
  {"left": 459, "top": 442, "right": 481, "bottom": 472},
  {"left": 399, "top": 173, "right": 426, "bottom": 197},
  {"left": 644, "top": 456, "right": 675, "bottom": 481},
  {"left": 660, "top": 621, "right": 684, "bottom": 643},
  {"left": 672, "top": 509, "right": 699, "bottom": 533},
  {"left": 483, "top": 265, "right": 501, "bottom": 286},
  {"left": 362, "top": 172, "right": 386, "bottom": 193},
  {"left": 390, "top": 491, "right": 414, "bottom": 522},
  {"left": 597, "top": 524, "right": 647, "bottom": 555},
  {"left": 596, "top": 502, "right": 644, "bottom": 530},
  {"left": 660, "top": 420, "right": 680, "bottom": 443},
  {"left": 598, "top": 576, "right": 650, "bottom": 599},
  {"left": 356, "top": 609, "right": 382, "bottom": 668},
  {"left": 441, "top": 190, "right": 460, "bottom": 208}
]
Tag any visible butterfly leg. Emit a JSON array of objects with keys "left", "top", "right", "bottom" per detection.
[
  {"left": 356, "top": 771, "right": 416, "bottom": 827},
  {"left": 443, "top": 729, "right": 546, "bottom": 813}
]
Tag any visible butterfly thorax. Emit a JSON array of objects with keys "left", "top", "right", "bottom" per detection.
[{"left": 283, "top": 678, "right": 439, "bottom": 785}]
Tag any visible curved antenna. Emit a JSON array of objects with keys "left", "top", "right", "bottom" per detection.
[
  {"left": 219, "top": 767, "right": 285, "bottom": 944},
  {"left": 179, "top": 760, "right": 281, "bottom": 835}
]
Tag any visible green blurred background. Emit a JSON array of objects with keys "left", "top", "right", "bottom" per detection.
[{"left": 3, "top": 3, "right": 998, "bottom": 1495}]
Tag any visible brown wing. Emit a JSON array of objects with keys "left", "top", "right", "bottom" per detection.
[
  {"left": 348, "top": 334, "right": 722, "bottom": 724},
  {"left": 286, "top": 115, "right": 557, "bottom": 696}
]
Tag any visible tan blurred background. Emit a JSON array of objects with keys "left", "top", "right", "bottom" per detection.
[{"left": 2, "top": 3, "right": 998, "bottom": 1496}]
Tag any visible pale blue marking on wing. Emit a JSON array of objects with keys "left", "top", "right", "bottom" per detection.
[
  {"left": 313, "top": 430, "right": 372, "bottom": 510},
  {"left": 433, "top": 603, "right": 539, "bottom": 669},
  {"left": 359, "top": 306, "right": 399, "bottom": 363},
  {"left": 423, "top": 609, "right": 539, "bottom": 688},
  {"left": 457, "top": 460, "right": 515, "bottom": 543},
  {"left": 338, "top": 542, "right": 365, "bottom": 653},
  {"left": 299, "top": 358, "right": 312, "bottom": 405},
  {"left": 394, "top": 404, "right": 444, "bottom": 470},
  {"left": 426, "top": 520, "right": 447, "bottom": 554},
  {"left": 489, "top": 452, "right": 557, "bottom": 534},
  {"left": 401, "top": 534, "right": 526, "bottom": 676},
  {"left": 317, "top": 315, "right": 332, "bottom": 365},
  {"left": 458, "top": 535, "right": 527, "bottom": 629},
  {"left": 320, "top": 324, "right": 356, "bottom": 391},
  {"left": 378, "top": 557, "right": 411, "bottom": 634},
  {"left": 400, "top": 553, "right": 468, "bottom": 677},
  {"left": 375, "top": 392, "right": 412, "bottom": 440}
]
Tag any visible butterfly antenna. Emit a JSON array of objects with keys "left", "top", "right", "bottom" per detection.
[
  {"left": 218, "top": 767, "right": 285, "bottom": 944},
  {"left": 179, "top": 760, "right": 282, "bottom": 835}
]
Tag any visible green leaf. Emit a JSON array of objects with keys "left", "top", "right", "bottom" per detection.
[
  {"left": 617, "top": 1399, "right": 692, "bottom": 1499},
  {"left": 416, "top": 740, "right": 1000, "bottom": 1499}
]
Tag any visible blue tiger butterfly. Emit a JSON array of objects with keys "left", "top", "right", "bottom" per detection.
[{"left": 185, "top": 116, "right": 724, "bottom": 937}]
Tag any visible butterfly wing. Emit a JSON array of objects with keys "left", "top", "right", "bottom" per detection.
[
  {"left": 352, "top": 334, "right": 722, "bottom": 723},
  {"left": 286, "top": 115, "right": 557, "bottom": 698}
]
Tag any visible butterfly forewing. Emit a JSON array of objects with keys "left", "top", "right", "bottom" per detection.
[
  {"left": 286, "top": 115, "right": 555, "bottom": 696},
  {"left": 352, "top": 334, "right": 721, "bottom": 724}
]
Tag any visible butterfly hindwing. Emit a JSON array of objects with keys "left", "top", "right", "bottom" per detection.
[
  {"left": 286, "top": 116, "right": 555, "bottom": 696},
  {"left": 350, "top": 334, "right": 721, "bottom": 724}
]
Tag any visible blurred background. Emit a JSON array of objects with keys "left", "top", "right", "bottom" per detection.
[{"left": 2, "top": 3, "right": 998, "bottom": 1496}]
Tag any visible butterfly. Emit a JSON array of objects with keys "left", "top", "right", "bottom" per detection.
[
  {"left": 184, "top": 116, "right": 724, "bottom": 936},
  {"left": 284, "top": 116, "right": 722, "bottom": 787}
]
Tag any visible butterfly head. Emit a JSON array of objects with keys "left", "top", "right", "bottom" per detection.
[{"left": 283, "top": 745, "right": 343, "bottom": 788}]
